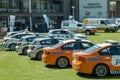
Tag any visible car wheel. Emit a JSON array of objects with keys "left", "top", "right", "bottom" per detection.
[
  {"left": 22, "top": 47, "right": 28, "bottom": 55},
  {"left": 36, "top": 51, "right": 43, "bottom": 60},
  {"left": 10, "top": 43, "right": 16, "bottom": 51},
  {"left": 85, "top": 30, "right": 91, "bottom": 35},
  {"left": 105, "top": 28, "right": 110, "bottom": 32},
  {"left": 56, "top": 57, "right": 69, "bottom": 68},
  {"left": 93, "top": 64, "right": 109, "bottom": 77}
]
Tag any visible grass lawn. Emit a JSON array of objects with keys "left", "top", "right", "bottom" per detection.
[{"left": 0, "top": 32, "right": 120, "bottom": 80}]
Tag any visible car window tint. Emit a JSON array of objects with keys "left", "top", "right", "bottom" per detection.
[
  {"left": 109, "top": 46, "right": 120, "bottom": 55},
  {"left": 46, "top": 39, "right": 57, "bottom": 45},
  {"left": 81, "top": 42, "right": 93, "bottom": 49},
  {"left": 15, "top": 35, "right": 22, "bottom": 39},
  {"left": 52, "top": 31, "right": 60, "bottom": 34},
  {"left": 62, "top": 42, "right": 79, "bottom": 50},
  {"left": 60, "top": 31, "right": 68, "bottom": 34},
  {"left": 99, "top": 48, "right": 110, "bottom": 55},
  {"left": 63, "top": 23, "right": 69, "bottom": 26},
  {"left": 73, "top": 42, "right": 81, "bottom": 50},
  {"left": 26, "top": 37, "right": 34, "bottom": 42}
]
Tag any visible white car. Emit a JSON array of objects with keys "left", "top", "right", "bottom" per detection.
[
  {"left": 2, "top": 32, "right": 36, "bottom": 51},
  {"left": 16, "top": 35, "right": 45, "bottom": 55},
  {"left": 47, "top": 29, "right": 88, "bottom": 40},
  {"left": 3, "top": 31, "right": 25, "bottom": 39},
  {"left": 27, "top": 37, "right": 62, "bottom": 60}
]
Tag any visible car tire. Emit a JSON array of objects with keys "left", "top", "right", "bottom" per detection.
[
  {"left": 105, "top": 28, "right": 110, "bottom": 32},
  {"left": 22, "top": 47, "right": 28, "bottom": 55},
  {"left": 36, "top": 51, "right": 43, "bottom": 60},
  {"left": 93, "top": 64, "right": 109, "bottom": 77},
  {"left": 10, "top": 43, "right": 16, "bottom": 51},
  {"left": 85, "top": 30, "right": 91, "bottom": 35},
  {"left": 56, "top": 57, "right": 69, "bottom": 68}
]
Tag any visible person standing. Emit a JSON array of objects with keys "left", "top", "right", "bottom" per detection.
[{"left": 35, "top": 24, "right": 38, "bottom": 32}]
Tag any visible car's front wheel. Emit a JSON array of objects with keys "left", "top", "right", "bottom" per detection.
[
  {"left": 36, "top": 51, "right": 43, "bottom": 60},
  {"left": 10, "top": 43, "right": 17, "bottom": 51},
  {"left": 22, "top": 47, "right": 28, "bottom": 55},
  {"left": 56, "top": 57, "right": 69, "bottom": 68},
  {"left": 93, "top": 64, "right": 109, "bottom": 77},
  {"left": 85, "top": 30, "right": 91, "bottom": 35}
]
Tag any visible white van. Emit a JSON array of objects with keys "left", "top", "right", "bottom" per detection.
[
  {"left": 109, "top": 18, "right": 120, "bottom": 29},
  {"left": 82, "top": 18, "right": 118, "bottom": 33},
  {"left": 61, "top": 20, "right": 97, "bottom": 35}
]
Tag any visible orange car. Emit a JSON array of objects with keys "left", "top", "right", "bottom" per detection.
[
  {"left": 72, "top": 40, "right": 120, "bottom": 77},
  {"left": 42, "top": 39, "right": 94, "bottom": 68}
]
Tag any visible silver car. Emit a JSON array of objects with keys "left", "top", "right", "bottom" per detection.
[
  {"left": 16, "top": 35, "right": 45, "bottom": 55},
  {"left": 47, "top": 29, "right": 88, "bottom": 40},
  {"left": 27, "top": 37, "right": 62, "bottom": 60},
  {"left": 2, "top": 32, "right": 36, "bottom": 51}
]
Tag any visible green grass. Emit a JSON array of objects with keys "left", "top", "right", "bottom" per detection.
[{"left": 0, "top": 32, "right": 120, "bottom": 80}]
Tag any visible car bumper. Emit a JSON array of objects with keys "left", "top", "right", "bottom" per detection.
[
  {"left": 2, "top": 43, "right": 9, "bottom": 48},
  {"left": 27, "top": 50, "right": 37, "bottom": 58},
  {"left": 42, "top": 54, "right": 56, "bottom": 65},
  {"left": 16, "top": 46, "right": 23, "bottom": 52},
  {"left": 72, "top": 60, "right": 93, "bottom": 74}
]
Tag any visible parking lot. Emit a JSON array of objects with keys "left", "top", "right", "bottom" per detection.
[{"left": 0, "top": 31, "right": 120, "bottom": 80}]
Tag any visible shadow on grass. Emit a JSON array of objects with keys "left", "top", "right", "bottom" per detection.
[
  {"left": 30, "top": 58, "right": 42, "bottom": 61},
  {"left": 45, "top": 64, "right": 72, "bottom": 69},
  {"left": 87, "top": 33, "right": 100, "bottom": 36},
  {"left": 76, "top": 72, "right": 120, "bottom": 79},
  {"left": 18, "top": 53, "right": 27, "bottom": 56}
]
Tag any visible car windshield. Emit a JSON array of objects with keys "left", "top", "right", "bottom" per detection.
[
  {"left": 105, "top": 20, "right": 112, "bottom": 24},
  {"left": 84, "top": 45, "right": 101, "bottom": 53},
  {"left": 51, "top": 41, "right": 63, "bottom": 48}
]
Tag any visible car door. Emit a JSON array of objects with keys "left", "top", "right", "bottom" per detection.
[
  {"left": 61, "top": 42, "right": 82, "bottom": 62},
  {"left": 99, "top": 45, "right": 120, "bottom": 74},
  {"left": 109, "top": 45, "right": 120, "bottom": 72},
  {"left": 77, "top": 23, "right": 84, "bottom": 32}
]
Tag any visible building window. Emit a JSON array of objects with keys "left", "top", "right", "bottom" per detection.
[{"left": 31, "top": 0, "right": 63, "bottom": 13}]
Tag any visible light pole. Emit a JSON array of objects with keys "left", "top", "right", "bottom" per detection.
[{"left": 72, "top": 6, "right": 75, "bottom": 20}]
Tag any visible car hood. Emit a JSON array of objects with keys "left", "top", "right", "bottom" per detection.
[{"left": 108, "top": 24, "right": 118, "bottom": 27}]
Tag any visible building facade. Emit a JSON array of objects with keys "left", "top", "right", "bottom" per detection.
[
  {"left": 0, "top": 0, "right": 71, "bottom": 33},
  {"left": 0, "top": 0, "right": 120, "bottom": 34},
  {"left": 109, "top": 0, "right": 120, "bottom": 17}
]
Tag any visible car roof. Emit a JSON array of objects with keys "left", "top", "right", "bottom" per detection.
[
  {"left": 62, "top": 39, "right": 91, "bottom": 44},
  {"left": 97, "top": 43, "right": 113, "bottom": 47},
  {"left": 11, "top": 32, "right": 34, "bottom": 36},
  {"left": 34, "top": 37, "right": 59, "bottom": 41},
  {"left": 21, "top": 35, "right": 36, "bottom": 38}
]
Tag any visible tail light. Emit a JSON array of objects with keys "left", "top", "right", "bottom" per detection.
[
  {"left": 3, "top": 39, "right": 9, "bottom": 42},
  {"left": 17, "top": 42, "right": 21, "bottom": 46},
  {"left": 78, "top": 56, "right": 85, "bottom": 61},
  {"left": 44, "top": 50, "right": 50, "bottom": 55},
  {"left": 30, "top": 46, "right": 35, "bottom": 50}
]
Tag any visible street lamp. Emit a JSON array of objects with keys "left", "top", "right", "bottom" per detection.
[{"left": 72, "top": 6, "right": 75, "bottom": 20}]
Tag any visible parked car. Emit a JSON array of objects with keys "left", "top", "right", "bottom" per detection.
[
  {"left": 16, "top": 35, "right": 45, "bottom": 55},
  {"left": 27, "top": 37, "right": 63, "bottom": 60},
  {"left": 47, "top": 29, "right": 88, "bottom": 40},
  {"left": 3, "top": 31, "right": 22, "bottom": 39},
  {"left": 42, "top": 39, "right": 94, "bottom": 68},
  {"left": 109, "top": 18, "right": 120, "bottom": 29},
  {"left": 72, "top": 40, "right": 120, "bottom": 77},
  {"left": 2, "top": 32, "right": 36, "bottom": 51}
]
